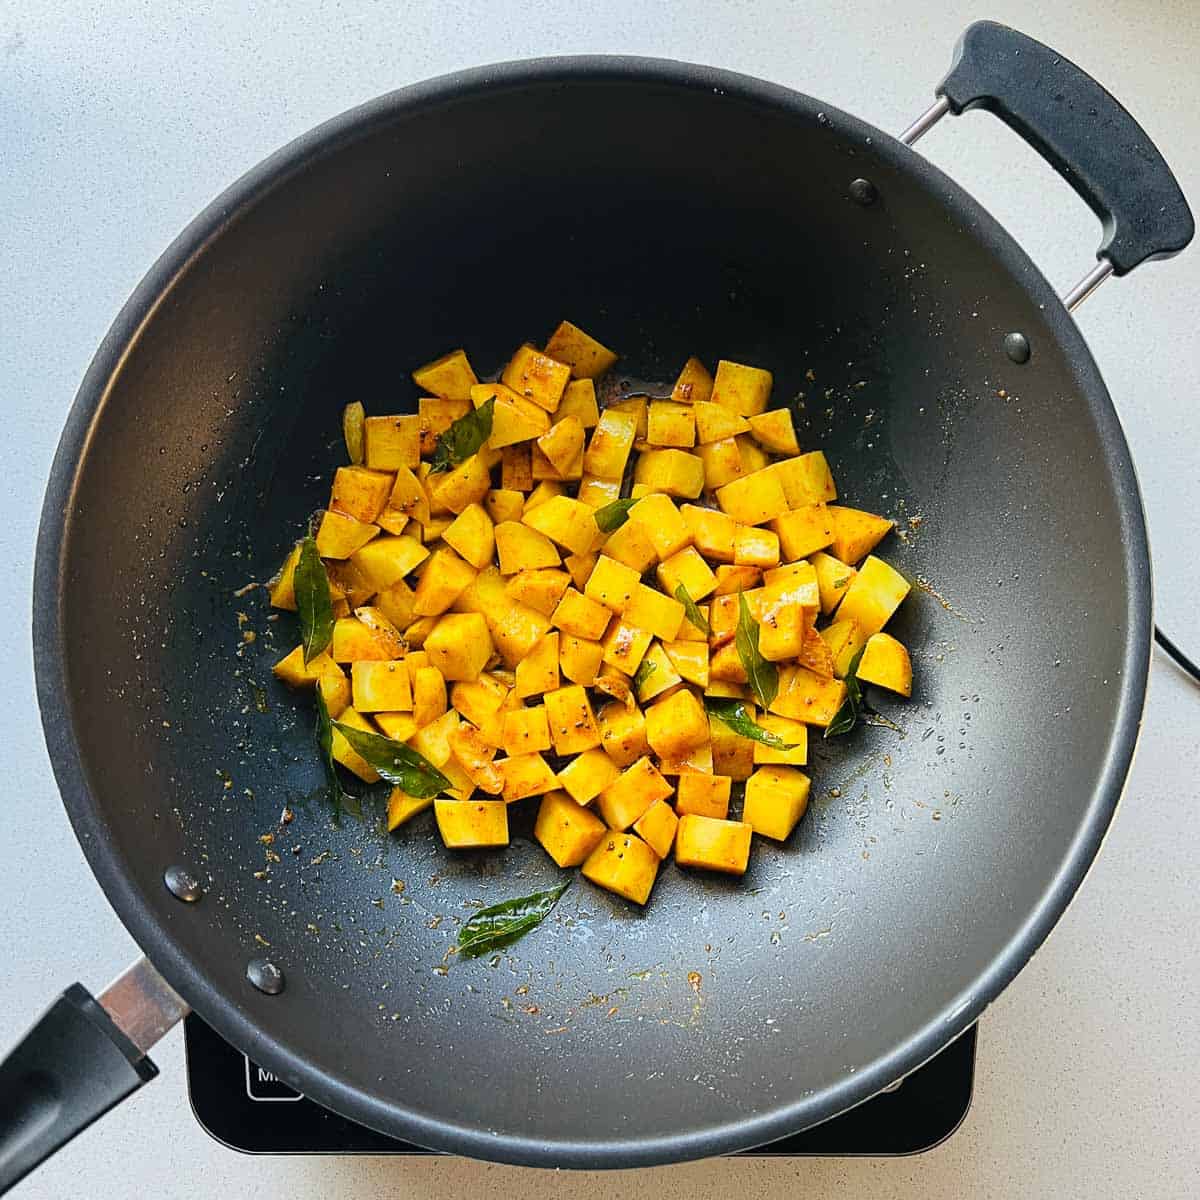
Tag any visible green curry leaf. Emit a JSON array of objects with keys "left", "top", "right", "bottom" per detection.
[
  {"left": 735, "top": 590, "right": 778, "bottom": 709},
  {"left": 593, "top": 497, "right": 638, "bottom": 533},
  {"left": 674, "top": 583, "right": 710, "bottom": 636},
  {"left": 824, "top": 646, "right": 866, "bottom": 738},
  {"left": 332, "top": 722, "right": 452, "bottom": 798},
  {"left": 295, "top": 535, "right": 334, "bottom": 665},
  {"left": 703, "top": 697, "right": 797, "bottom": 749},
  {"left": 456, "top": 881, "right": 571, "bottom": 957},
  {"left": 429, "top": 397, "right": 495, "bottom": 473}
]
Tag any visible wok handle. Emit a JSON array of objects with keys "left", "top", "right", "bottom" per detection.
[
  {"left": 912, "top": 21, "right": 1194, "bottom": 284},
  {"left": 0, "top": 960, "right": 186, "bottom": 1195}
]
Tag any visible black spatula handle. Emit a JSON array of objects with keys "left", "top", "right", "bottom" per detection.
[
  {"left": 937, "top": 20, "right": 1194, "bottom": 275},
  {"left": 0, "top": 985, "right": 158, "bottom": 1195}
]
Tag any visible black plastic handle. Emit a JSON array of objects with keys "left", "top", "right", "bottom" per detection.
[
  {"left": 0, "top": 985, "right": 157, "bottom": 1195},
  {"left": 938, "top": 21, "right": 1194, "bottom": 275}
]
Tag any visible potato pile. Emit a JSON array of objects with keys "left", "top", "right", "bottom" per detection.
[{"left": 270, "top": 321, "right": 913, "bottom": 905}]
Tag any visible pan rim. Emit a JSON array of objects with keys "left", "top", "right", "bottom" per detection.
[{"left": 32, "top": 53, "right": 1151, "bottom": 1167}]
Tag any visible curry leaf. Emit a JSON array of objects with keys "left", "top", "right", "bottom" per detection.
[
  {"left": 703, "top": 697, "right": 797, "bottom": 749},
  {"left": 824, "top": 646, "right": 866, "bottom": 738},
  {"left": 429, "top": 397, "right": 494, "bottom": 473},
  {"left": 295, "top": 535, "right": 334, "bottom": 665},
  {"left": 456, "top": 881, "right": 571, "bottom": 957},
  {"left": 674, "top": 583, "right": 710, "bottom": 636},
  {"left": 593, "top": 497, "right": 638, "bottom": 533},
  {"left": 314, "top": 688, "right": 354, "bottom": 820},
  {"left": 632, "top": 656, "right": 657, "bottom": 691},
  {"left": 332, "top": 722, "right": 451, "bottom": 798},
  {"left": 735, "top": 590, "right": 778, "bottom": 709}
]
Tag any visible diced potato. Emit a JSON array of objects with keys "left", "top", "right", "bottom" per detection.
[
  {"left": 551, "top": 588, "right": 612, "bottom": 640},
  {"left": 543, "top": 320, "right": 618, "bottom": 379},
  {"left": 428, "top": 453, "right": 491, "bottom": 515},
  {"left": 417, "top": 397, "right": 471, "bottom": 455},
  {"left": 596, "top": 755, "right": 673, "bottom": 830},
  {"left": 857, "top": 632, "right": 913, "bottom": 696},
  {"left": 374, "top": 711, "right": 417, "bottom": 741},
  {"left": 268, "top": 542, "right": 302, "bottom": 610},
  {"left": 351, "top": 660, "right": 412, "bottom": 712},
  {"left": 544, "top": 684, "right": 602, "bottom": 755},
  {"left": 744, "top": 766, "right": 810, "bottom": 841},
  {"left": 418, "top": 514, "right": 455, "bottom": 544},
  {"left": 825, "top": 504, "right": 895, "bottom": 566},
  {"left": 364, "top": 415, "right": 422, "bottom": 471},
  {"left": 538, "top": 416, "right": 586, "bottom": 477},
  {"left": 675, "top": 814, "right": 753, "bottom": 875},
  {"left": 556, "top": 748, "right": 619, "bottom": 806},
  {"left": 633, "top": 799, "right": 679, "bottom": 859},
  {"left": 331, "top": 615, "right": 405, "bottom": 662},
  {"left": 835, "top": 555, "right": 910, "bottom": 636},
  {"left": 735, "top": 435, "right": 770, "bottom": 474},
  {"left": 693, "top": 400, "right": 751, "bottom": 443},
  {"left": 657, "top": 547, "right": 718, "bottom": 603},
  {"left": 712, "top": 564, "right": 761, "bottom": 596},
  {"left": 502, "top": 343, "right": 571, "bottom": 412},
  {"left": 769, "top": 450, "right": 837, "bottom": 508},
  {"left": 413, "top": 348, "right": 478, "bottom": 400},
  {"left": 438, "top": 756, "right": 478, "bottom": 802},
  {"left": 770, "top": 665, "right": 848, "bottom": 725},
  {"left": 495, "top": 521, "right": 561, "bottom": 574},
  {"left": 448, "top": 723, "right": 504, "bottom": 795},
  {"left": 748, "top": 409, "right": 800, "bottom": 454},
  {"left": 498, "top": 752, "right": 558, "bottom": 802},
  {"left": 635, "top": 642, "right": 683, "bottom": 703},
  {"left": 471, "top": 381, "right": 549, "bottom": 449},
  {"left": 809, "top": 550, "right": 857, "bottom": 614},
  {"left": 602, "top": 518, "right": 658, "bottom": 573},
  {"left": 330, "top": 706, "right": 380, "bottom": 783},
  {"left": 330, "top": 467, "right": 394, "bottom": 524},
  {"left": 272, "top": 644, "right": 337, "bottom": 688},
  {"left": 522, "top": 494, "right": 599, "bottom": 556},
  {"left": 644, "top": 688, "right": 709, "bottom": 759},
  {"left": 562, "top": 551, "right": 597, "bottom": 590},
  {"left": 633, "top": 449, "right": 705, "bottom": 500},
  {"left": 556, "top": 378, "right": 601, "bottom": 428},
  {"left": 513, "top": 632, "right": 560, "bottom": 699},
  {"left": 524, "top": 480, "right": 566, "bottom": 512},
  {"left": 485, "top": 489, "right": 524, "bottom": 525},
  {"left": 663, "top": 640, "right": 709, "bottom": 688},
  {"left": 582, "top": 409, "right": 638, "bottom": 478},
  {"left": 771, "top": 504, "right": 835, "bottom": 561},
  {"left": 450, "top": 673, "right": 508, "bottom": 725},
  {"left": 412, "top": 665, "right": 447, "bottom": 727},
  {"left": 600, "top": 619, "right": 653, "bottom": 675},
  {"left": 501, "top": 704, "right": 551, "bottom": 756},
  {"left": 583, "top": 555, "right": 640, "bottom": 614},
  {"left": 680, "top": 505, "right": 735, "bottom": 563},
  {"left": 483, "top": 602, "right": 551, "bottom": 671},
  {"left": 402, "top": 615, "right": 438, "bottom": 648},
  {"left": 627, "top": 493, "right": 692, "bottom": 561},
  {"left": 676, "top": 772, "right": 731, "bottom": 819},
  {"left": 762, "top": 560, "right": 820, "bottom": 615},
  {"left": 798, "top": 621, "right": 836, "bottom": 677},
  {"left": 708, "top": 642, "right": 747, "bottom": 684},
  {"left": 757, "top": 592, "right": 808, "bottom": 663},
  {"left": 409, "top": 708, "right": 460, "bottom": 767},
  {"left": 441, "top": 503, "right": 495, "bottom": 570},
  {"left": 413, "top": 548, "right": 478, "bottom": 617},
  {"left": 656, "top": 741, "right": 713, "bottom": 775},
  {"left": 598, "top": 700, "right": 648, "bottom": 767},
  {"left": 500, "top": 442, "right": 534, "bottom": 491},
  {"left": 324, "top": 559, "right": 373, "bottom": 609},
  {"left": 425, "top": 612, "right": 494, "bottom": 680},
  {"left": 620, "top": 582, "right": 682, "bottom": 641},
  {"left": 696, "top": 437, "right": 745, "bottom": 489},
  {"left": 710, "top": 360, "right": 772, "bottom": 417},
  {"left": 732, "top": 525, "right": 780, "bottom": 569},
  {"left": 716, "top": 469, "right": 789, "bottom": 526},
  {"left": 559, "top": 634, "right": 604, "bottom": 686},
  {"left": 535, "top": 789, "right": 608, "bottom": 868},
  {"left": 609, "top": 394, "right": 648, "bottom": 436},
  {"left": 386, "top": 787, "right": 435, "bottom": 829},
  {"left": 435, "top": 799, "right": 508, "bottom": 848},
  {"left": 753, "top": 714, "right": 808, "bottom": 766},
  {"left": 671, "top": 356, "right": 714, "bottom": 404},
  {"left": 316, "top": 510, "right": 380, "bottom": 560},
  {"left": 350, "top": 534, "right": 428, "bottom": 592},
  {"left": 709, "top": 714, "right": 755, "bottom": 780},
  {"left": 383, "top": 465, "right": 432, "bottom": 532},
  {"left": 646, "top": 401, "right": 696, "bottom": 448},
  {"left": 582, "top": 831, "right": 660, "bottom": 905},
  {"left": 576, "top": 475, "right": 621, "bottom": 509},
  {"left": 505, "top": 568, "right": 572, "bottom": 616}
]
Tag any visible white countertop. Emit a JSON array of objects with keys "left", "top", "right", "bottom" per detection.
[{"left": 2, "top": 2, "right": 1198, "bottom": 1197}]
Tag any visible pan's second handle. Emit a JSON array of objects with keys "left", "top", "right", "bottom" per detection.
[
  {"left": 903, "top": 21, "right": 1194, "bottom": 304},
  {"left": 0, "top": 961, "right": 186, "bottom": 1195}
]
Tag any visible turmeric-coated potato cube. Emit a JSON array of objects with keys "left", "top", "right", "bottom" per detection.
[
  {"left": 770, "top": 665, "right": 848, "bottom": 725},
  {"left": 534, "top": 790, "right": 608, "bottom": 867},
  {"left": 752, "top": 713, "right": 808, "bottom": 766},
  {"left": 621, "top": 582, "right": 684, "bottom": 641},
  {"left": 582, "top": 831, "right": 660, "bottom": 905},
  {"left": 424, "top": 612, "right": 494, "bottom": 681},
  {"left": 836, "top": 556, "right": 910, "bottom": 637},
  {"left": 693, "top": 401, "right": 751, "bottom": 444},
  {"left": 602, "top": 518, "right": 658, "bottom": 574},
  {"left": 330, "top": 706, "right": 381, "bottom": 783},
  {"left": 408, "top": 708, "right": 460, "bottom": 768},
  {"left": 500, "top": 442, "right": 534, "bottom": 492},
  {"left": 671, "top": 355, "right": 714, "bottom": 405},
  {"left": 709, "top": 714, "right": 755, "bottom": 780},
  {"left": 523, "top": 480, "right": 565, "bottom": 512},
  {"left": 798, "top": 622, "right": 836, "bottom": 677},
  {"left": 330, "top": 466, "right": 394, "bottom": 524},
  {"left": 662, "top": 640, "right": 709, "bottom": 688},
  {"left": 680, "top": 504, "right": 735, "bottom": 563},
  {"left": 411, "top": 665, "right": 447, "bottom": 728},
  {"left": 522, "top": 494, "right": 599, "bottom": 556},
  {"left": 675, "top": 814, "right": 753, "bottom": 875},
  {"left": 857, "top": 631, "right": 913, "bottom": 696},
  {"left": 268, "top": 542, "right": 302, "bottom": 610},
  {"left": 732, "top": 524, "right": 780, "bottom": 569},
  {"left": 428, "top": 452, "right": 491, "bottom": 516},
  {"left": 576, "top": 475, "right": 621, "bottom": 510},
  {"left": 442, "top": 503, "right": 495, "bottom": 570},
  {"left": 315, "top": 510, "right": 380, "bottom": 560},
  {"left": 743, "top": 765, "right": 810, "bottom": 841},
  {"left": 482, "top": 601, "right": 552, "bottom": 671},
  {"left": 601, "top": 619, "right": 653, "bottom": 675},
  {"left": 497, "top": 752, "right": 558, "bottom": 802},
  {"left": 762, "top": 560, "right": 820, "bottom": 615},
  {"left": 584, "top": 555, "right": 641, "bottom": 614},
  {"left": 556, "top": 378, "right": 600, "bottom": 427},
  {"left": 331, "top": 616, "right": 405, "bottom": 662},
  {"left": 825, "top": 505, "right": 894, "bottom": 565},
  {"left": 544, "top": 320, "right": 618, "bottom": 379},
  {"left": 818, "top": 617, "right": 866, "bottom": 678},
  {"left": 710, "top": 360, "right": 773, "bottom": 417},
  {"left": 634, "top": 642, "right": 682, "bottom": 703},
  {"left": 627, "top": 493, "right": 692, "bottom": 561},
  {"left": 514, "top": 631, "right": 560, "bottom": 699},
  {"left": 413, "top": 348, "right": 478, "bottom": 401},
  {"left": 772, "top": 504, "right": 835, "bottom": 560},
  {"left": 646, "top": 401, "right": 696, "bottom": 448},
  {"left": 675, "top": 772, "right": 731, "bottom": 819},
  {"left": 272, "top": 644, "right": 338, "bottom": 687},
  {"left": 374, "top": 711, "right": 417, "bottom": 741},
  {"left": 656, "top": 547, "right": 717, "bottom": 603},
  {"left": 757, "top": 594, "right": 808, "bottom": 663},
  {"left": 364, "top": 415, "right": 421, "bottom": 471},
  {"left": 810, "top": 550, "right": 857, "bottom": 615},
  {"left": 384, "top": 465, "right": 432, "bottom": 531},
  {"left": 485, "top": 488, "right": 525, "bottom": 526},
  {"left": 598, "top": 701, "right": 649, "bottom": 767},
  {"left": 450, "top": 673, "right": 508, "bottom": 726},
  {"left": 557, "top": 747, "right": 621, "bottom": 806},
  {"left": 505, "top": 567, "right": 572, "bottom": 616},
  {"left": 435, "top": 799, "right": 508, "bottom": 848},
  {"left": 657, "top": 741, "right": 713, "bottom": 776},
  {"left": 559, "top": 634, "right": 604, "bottom": 686},
  {"left": 632, "top": 449, "right": 705, "bottom": 501},
  {"left": 645, "top": 688, "right": 709, "bottom": 759},
  {"left": 448, "top": 723, "right": 504, "bottom": 795},
  {"left": 582, "top": 409, "right": 638, "bottom": 479},
  {"left": 770, "top": 450, "right": 837, "bottom": 508},
  {"left": 495, "top": 521, "right": 561, "bottom": 574},
  {"left": 716, "top": 469, "right": 789, "bottom": 526},
  {"left": 551, "top": 587, "right": 612, "bottom": 640},
  {"left": 386, "top": 786, "right": 435, "bottom": 829},
  {"left": 502, "top": 343, "right": 571, "bottom": 413},
  {"left": 351, "top": 660, "right": 412, "bottom": 712},
  {"left": 472, "top": 381, "right": 550, "bottom": 449},
  {"left": 350, "top": 534, "right": 428, "bottom": 592},
  {"left": 748, "top": 409, "right": 800, "bottom": 455},
  {"left": 708, "top": 641, "right": 748, "bottom": 684},
  {"left": 696, "top": 437, "right": 745, "bottom": 490},
  {"left": 544, "top": 684, "right": 602, "bottom": 755},
  {"left": 538, "top": 416, "right": 586, "bottom": 478},
  {"left": 413, "top": 548, "right": 478, "bottom": 617},
  {"left": 501, "top": 704, "right": 551, "bottom": 756},
  {"left": 596, "top": 755, "right": 673, "bottom": 830},
  {"left": 417, "top": 397, "right": 471, "bottom": 455},
  {"left": 633, "top": 799, "right": 679, "bottom": 860}
]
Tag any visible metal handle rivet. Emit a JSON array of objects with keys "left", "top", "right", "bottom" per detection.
[
  {"left": 247, "top": 958, "right": 286, "bottom": 995},
  {"left": 1003, "top": 332, "right": 1031, "bottom": 363},
  {"left": 163, "top": 864, "right": 203, "bottom": 902},
  {"left": 849, "top": 178, "right": 877, "bottom": 206}
]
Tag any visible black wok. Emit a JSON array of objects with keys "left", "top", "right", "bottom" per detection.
[{"left": 4, "top": 20, "right": 1193, "bottom": 1188}]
